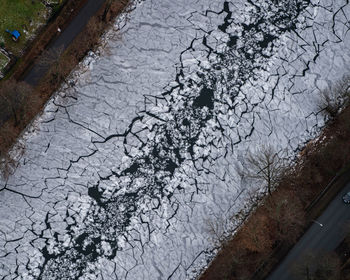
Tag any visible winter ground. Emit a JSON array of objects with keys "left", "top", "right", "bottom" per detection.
[{"left": 1, "top": 0, "right": 350, "bottom": 279}]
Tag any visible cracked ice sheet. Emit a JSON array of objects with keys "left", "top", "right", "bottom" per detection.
[{"left": 1, "top": 0, "right": 350, "bottom": 279}]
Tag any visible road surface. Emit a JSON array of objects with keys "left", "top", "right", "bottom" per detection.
[
  {"left": 267, "top": 180, "right": 350, "bottom": 280},
  {"left": 23, "top": 0, "right": 106, "bottom": 85}
]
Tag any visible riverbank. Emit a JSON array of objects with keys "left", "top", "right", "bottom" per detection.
[
  {"left": 0, "top": 0, "right": 131, "bottom": 177},
  {"left": 199, "top": 88, "right": 350, "bottom": 279}
]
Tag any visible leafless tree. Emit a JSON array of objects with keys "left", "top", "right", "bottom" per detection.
[
  {"left": 38, "top": 46, "right": 71, "bottom": 84},
  {"left": 264, "top": 189, "right": 305, "bottom": 244},
  {"left": 0, "top": 129, "right": 16, "bottom": 179},
  {"left": 342, "top": 222, "right": 350, "bottom": 251},
  {"left": 237, "top": 145, "right": 287, "bottom": 196},
  {"left": 318, "top": 75, "right": 350, "bottom": 119},
  {"left": 292, "top": 251, "right": 341, "bottom": 280},
  {"left": 38, "top": 45, "right": 64, "bottom": 70},
  {"left": 239, "top": 214, "right": 273, "bottom": 253},
  {"left": 102, "top": 0, "right": 129, "bottom": 22},
  {"left": 0, "top": 80, "right": 33, "bottom": 127},
  {"left": 0, "top": 79, "right": 41, "bottom": 179},
  {"left": 205, "top": 214, "right": 228, "bottom": 244},
  {"left": 69, "top": 17, "right": 102, "bottom": 60}
]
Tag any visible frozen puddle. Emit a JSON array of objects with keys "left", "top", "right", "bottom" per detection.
[{"left": 1, "top": 0, "right": 350, "bottom": 279}]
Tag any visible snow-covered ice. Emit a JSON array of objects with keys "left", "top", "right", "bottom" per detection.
[{"left": 1, "top": 0, "right": 350, "bottom": 279}]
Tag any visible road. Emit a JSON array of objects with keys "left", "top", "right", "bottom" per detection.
[
  {"left": 0, "top": 0, "right": 106, "bottom": 127},
  {"left": 23, "top": 0, "right": 106, "bottom": 85},
  {"left": 266, "top": 181, "right": 350, "bottom": 280}
]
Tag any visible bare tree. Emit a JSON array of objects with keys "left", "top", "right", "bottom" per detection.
[
  {"left": 239, "top": 214, "right": 273, "bottom": 253},
  {"left": 38, "top": 45, "right": 64, "bottom": 70},
  {"left": 102, "top": 0, "right": 129, "bottom": 22},
  {"left": 0, "top": 80, "right": 33, "bottom": 127},
  {"left": 318, "top": 75, "right": 350, "bottom": 119},
  {"left": 0, "top": 121, "right": 21, "bottom": 179},
  {"left": 69, "top": 17, "right": 102, "bottom": 60},
  {"left": 264, "top": 189, "right": 305, "bottom": 244},
  {"left": 237, "top": 145, "right": 287, "bottom": 196},
  {"left": 204, "top": 214, "right": 229, "bottom": 244},
  {"left": 38, "top": 46, "right": 71, "bottom": 84},
  {"left": 0, "top": 80, "right": 37, "bottom": 179},
  {"left": 292, "top": 252, "right": 341, "bottom": 280}
]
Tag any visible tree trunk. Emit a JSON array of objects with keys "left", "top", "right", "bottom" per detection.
[{"left": 11, "top": 106, "right": 18, "bottom": 127}]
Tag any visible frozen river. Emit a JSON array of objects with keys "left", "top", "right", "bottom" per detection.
[{"left": 1, "top": 0, "right": 350, "bottom": 279}]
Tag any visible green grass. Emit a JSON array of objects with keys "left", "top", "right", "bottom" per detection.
[{"left": 0, "top": 0, "right": 51, "bottom": 56}]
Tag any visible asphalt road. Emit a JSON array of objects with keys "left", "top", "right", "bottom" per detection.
[
  {"left": 23, "top": 0, "right": 106, "bottom": 85},
  {"left": 0, "top": 0, "right": 106, "bottom": 128},
  {"left": 266, "top": 181, "right": 350, "bottom": 280}
]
